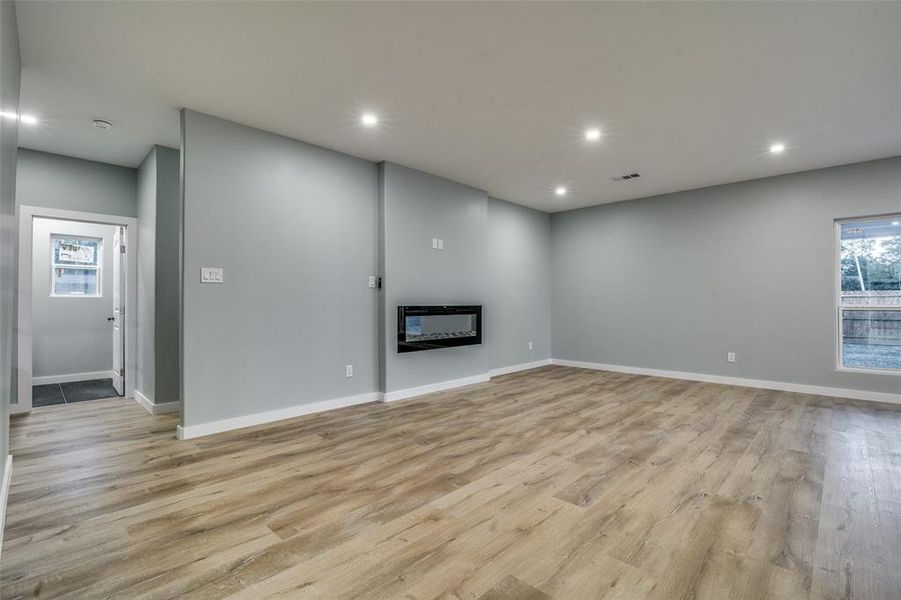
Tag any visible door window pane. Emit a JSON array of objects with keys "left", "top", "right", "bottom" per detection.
[
  {"left": 52, "top": 268, "right": 100, "bottom": 296},
  {"left": 50, "top": 235, "right": 102, "bottom": 297}
]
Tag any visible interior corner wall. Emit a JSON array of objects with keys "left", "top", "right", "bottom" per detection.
[
  {"left": 153, "top": 146, "right": 180, "bottom": 404},
  {"left": 16, "top": 149, "right": 137, "bottom": 218},
  {"left": 550, "top": 156, "right": 901, "bottom": 396},
  {"left": 379, "top": 162, "right": 489, "bottom": 393},
  {"left": 0, "top": 0, "right": 22, "bottom": 483},
  {"left": 136, "top": 147, "right": 157, "bottom": 400},
  {"left": 487, "top": 197, "right": 552, "bottom": 370},
  {"left": 136, "top": 145, "right": 180, "bottom": 406},
  {"left": 180, "top": 110, "right": 379, "bottom": 428}
]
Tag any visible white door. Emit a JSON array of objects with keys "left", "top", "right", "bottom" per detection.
[{"left": 112, "top": 226, "right": 125, "bottom": 396}]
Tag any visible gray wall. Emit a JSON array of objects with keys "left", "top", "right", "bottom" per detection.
[
  {"left": 551, "top": 156, "right": 901, "bottom": 395},
  {"left": 136, "top": 148, "right": 156, "bottom": 397},
  {"left": 181, "top": 110, "right": 379, "bottom": 427},
  {"left": 135, "top": 145, "right": 181, "bottom": 405},
  {"left": 379, "top": 162, "right": 489, "bottom": 392},
  {"left": 487, "top": 197, "right": 551, "bottom": 370},
  {"left": 16, "top": 149, "right": 136, "bottom": 217},
  {"left": 154, "top": 146, "right": 180, "bottom": 404},
  {"left": 0, "top": 0, "right": 21, "bottom": 481},
  {"left": 31, "top": 219, "right": 115, "bottom": 378}
]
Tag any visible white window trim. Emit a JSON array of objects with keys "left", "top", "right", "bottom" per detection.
[
  {"left": 834, "top": 215, "right": 901, "bottom": 377},
  {"left": 49, "top": 233, "right": 103, "bottom": 298}
]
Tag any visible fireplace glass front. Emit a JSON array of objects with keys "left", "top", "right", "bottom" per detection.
[{"left": 397, "top": 305, "right": 482, "bottom": 353}]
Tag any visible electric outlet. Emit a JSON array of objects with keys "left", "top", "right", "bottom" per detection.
[
  {"left": 432, "top": 238, "right": 438, "bottom": 249},
  {"left": 529, "top": 341, "right": 534, "bottom": 350},
  {"left": 437, "top": 239, "right": 444, "bottom": 250},
  {"left": 727, "top": 352, "right": 736, "bottom": 363},
  {"left": 200, "top": 267, "right": 224, "bottom": 283},
  {"left": 345, "top": 364, "right": 353, "bottom": 377}
]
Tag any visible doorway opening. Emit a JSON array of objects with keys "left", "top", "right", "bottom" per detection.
[{"left": 13, "top": 206, "right": 137, "bottom": 415}]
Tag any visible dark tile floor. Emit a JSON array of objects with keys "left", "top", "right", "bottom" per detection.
[{"left": 32, "top": 378, "right": 121, "bottom": 408}]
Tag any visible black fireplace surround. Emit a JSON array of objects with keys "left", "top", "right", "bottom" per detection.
[{"left": 397, "top": 305, "right": 483, "bottom": 353}]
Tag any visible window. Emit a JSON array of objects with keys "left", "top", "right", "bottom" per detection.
[
  {"left": 50, "top": 235, "right": 102, "bottom": 297},
  {"left": 837, "top": 216, "right": 901, "bottom": 373}
]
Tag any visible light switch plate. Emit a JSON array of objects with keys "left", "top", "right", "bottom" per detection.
[
  {"left": 368, "top": 276, "right": 377, "bottom": 288},
  {"left": 437, "top": 239, "right": 444, "bottom": 250},
  {"left": 201, "top": 267, "right": 224, "bottom": 283},
  {"left": 432, "top": 238, "right": 438, "bottom": 249}
]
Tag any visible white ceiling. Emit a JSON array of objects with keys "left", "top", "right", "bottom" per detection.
[{"left": 14, "top": 1, "right": 901, "bottom": 212}]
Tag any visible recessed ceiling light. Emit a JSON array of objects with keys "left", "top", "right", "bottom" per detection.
[
  {"left": 585, "top": 128, "right": 601, "bottom": 142},
  {"left": 769, "top": 143, "right": 786, "bottom": 154},
  {"left": 892, "top": 221, "right": 900, "bottom": 226},
  {"left": 361, "top": 112, "right": 379, "bottom": 127},
  {"left": 92, "top": 119, "right": 113, "bottom": 130},
  {"left": 555, "top": 186, "right": 567, "bottom": 197}
]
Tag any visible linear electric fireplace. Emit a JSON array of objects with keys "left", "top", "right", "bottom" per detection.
[{"left": 397, "top": 305, "right": 482, "bottom": 353}]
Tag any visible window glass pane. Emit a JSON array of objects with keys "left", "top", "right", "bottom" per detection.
[
  {"left": 839, "top": 217, "right": 901, "bottom": 371},
  {"left": 52, "top": 236, "right": 100, "bottom": 266},
  {"left": 52, "top": 267, "right": 99, "bottom": 296},
  {"left": 841, "top": 309, "right": 901, "bottom": 371},
  {"left": 840, "top": 219, "right": 901, "bottom": 295}
]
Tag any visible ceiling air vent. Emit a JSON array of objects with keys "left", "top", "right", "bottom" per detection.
[{"left": 611, "top": 173, "right": 641, "bottom": 181}]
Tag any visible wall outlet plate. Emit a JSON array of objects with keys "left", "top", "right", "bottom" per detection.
[
  {"left": 345, "top": 364, "right": 353, "bottom": 377},
  {"left": 201, "top": 267, "right": 224, "bottom": 283},
  {"left": 727, "top": 352, "right": 736, "bottom": 363},
  {"left": 529, "top": 341, "right": 533, "bottom": 350},
  {"left": 432, "top": 238, "right": 438, "bottom": 249},
  {"left": 437, "top": 239, "right": 444, "bottom": 250}
]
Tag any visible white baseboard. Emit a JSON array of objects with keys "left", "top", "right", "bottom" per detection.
[
  {"left": 489, "top": 359, "right": 553, "bottom": 378},
  {"left": 0, "top": 454, "right": 12, "bottom": 563},
  {"left": 134, "top": 390, "right": 180, "bottom": 415},
  {"left": 383, "top": 373, "right": 491, "bottom": 402},
  {"left": 551, "top": 359, "right": 901, "bottom": 405},
  {"left": 32, "top": 370, "right": 115, "bottom": 385},
  {"left": 177, "top": 391, "right": 381, "bottom": 440},
  {"left": 174, "top": 357, "right": 898, "bottom": 442}
]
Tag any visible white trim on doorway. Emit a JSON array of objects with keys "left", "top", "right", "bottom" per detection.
[{"left": 15, "top": 206, "right": 138, "bottom": 415}]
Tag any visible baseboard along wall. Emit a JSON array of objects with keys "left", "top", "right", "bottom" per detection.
[
  {"left": 134, "top": 390, "right": 180, "bottom": 415},
  {"left": 177, "top": 391, "right": 382, "bottom": 439},
  {"left": 174, "top": 356, "right": 900, "bottom": 439},
  {"left": 488, "top": 359, "right": 553, "bottom": 378},
  {"left": 382, "top": 373, "right": 491, "bottom": 402},
  {"left": 32, "top": 370, "right": 117, "bottom": 385},
  {"left": 551, "top": 358, "right": 901, "bottom": 405}
]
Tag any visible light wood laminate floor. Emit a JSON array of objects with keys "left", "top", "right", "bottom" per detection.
[{"left": 2, "top": 366, "right": 900, "bottom": 599}]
